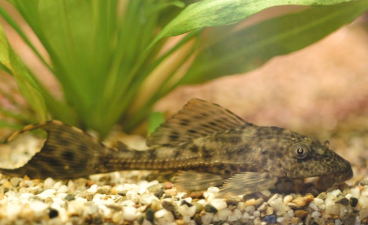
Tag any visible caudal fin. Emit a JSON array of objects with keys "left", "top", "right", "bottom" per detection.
[{"left": 0, "top": 121, "right": 112, "bottom": 179}]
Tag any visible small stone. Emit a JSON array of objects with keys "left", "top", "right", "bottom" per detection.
[
  {"left": 79, "top": 192, "right": 94, "bottom": 201},
  {"left": 294, "top": 210, "right": 308, "bottom": 218},
  {"left": 112, "top": 211, "right": 124, "bottom": 223},
  {"left": 335, "top": 196, "right": 349, "bottom": 206},
  {"left": 201, "top": 213, "right": 213, "bottom": 224},
  {"left": 283, "top": 195, "right": 293, "bottom": 204},
  {"left": 264, "top": 214, "right": 276, "bottom": 223},
  {"left": 265, "top": 207, "right": 274, "bottom": 216},
  {"left": 145, "top": 208, "right": 155, "bottom": 222},
  {"left": 10, "top": 177, "right": 21, "bottom": 187},
  {"left": 210, "top": 199, "right": 227, "bottom": 210},
  {"left": 3, "top": 181, "right": 12, "bottom": 189},
  {"left": 290, "top": 217, "right": 301, "bottom": 224},
  {"left": 204, "top": 204, "right": 218, "bottom": 213},
  {"left": 123, "top": 206, "right": 137, "bottom": 221},
  {"left": 147, "top": 184, "right": 164, "bottom": 193},
  {"left": 193, "top": 202, "right": 204, "bottom": 213},
  {"left": 291, "top": 194, "right": 314, "bottom": 208},
  {"left": 49, "top": 208, "right": 58, "bottom": 218},
  {"left": 164, "top": 182, "right": 173, "bottom": 189},
  {"left": 257, "top": 202, "right": 268, "bottom": 211},
  {"left": 317, "top": 192, "right": 327, "bottom": 200},
  {"left": 44, "top": 178, "right": 55, "bottom": 189},
  {"left": 154, "top": 189, "right": 165, "bottom": 199},
  {"left": 64, "top": 194, "right": 75, "bottom": 201},
  {"left": 57, "top": 185, "right": 69, "bottom": 193},
  {"left": 350, "top": 197, "right": 358, "bottom": 207}
]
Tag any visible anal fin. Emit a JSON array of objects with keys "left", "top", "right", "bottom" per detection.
[
  {"left": 218, "top": 172, "right": 277, "bottom": 198},
  {"left": 174, "top": 171, "right": 226, "bottom": 192}
]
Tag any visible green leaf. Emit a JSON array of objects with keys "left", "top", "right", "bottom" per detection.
[
  {"left": 154, "top": 0, "right": 361, "bottom": 42},
  {"left": 179, "top": 0, "right": 368, "bottom": 84},
  {"left": 147, "top": 112, "right": 165, "bottom": 135},
  {"left": 0, "top": 23, "right": 47, "bottom": 121}
]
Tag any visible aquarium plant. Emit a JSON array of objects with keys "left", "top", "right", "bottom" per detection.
[{"left": 0, "top": 0, "right": 367, "bottom": 138}]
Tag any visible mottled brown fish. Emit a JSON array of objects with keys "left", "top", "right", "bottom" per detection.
[{"left": 0, "top": 99, "right": 353, "bottom": 197}]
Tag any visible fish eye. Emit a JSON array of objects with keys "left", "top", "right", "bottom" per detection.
[{"left": 293, "top": 144, "right": 309, "bottom": 159}]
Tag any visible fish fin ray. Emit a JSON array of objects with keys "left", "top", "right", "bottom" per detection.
[
  {"left": 0, "top": 120, "right": 109, "bottom": 179},
  {"left": 174, "top": 171, "right": 226, "bottom": 192},
  {"left": 147, "top": 98, "right": 249, "bottom": 147},
  {"left": 218, "top": 172, "right": 277, "bottom": 197}
]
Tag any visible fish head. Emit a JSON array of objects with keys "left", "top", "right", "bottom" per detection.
[{"left": 278, "top": 132, "right": 353, "bottom": 186}]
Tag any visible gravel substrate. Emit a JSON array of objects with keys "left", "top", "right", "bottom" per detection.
[{"left": 0, "top": 169, "right": 366, "bottom": 225}]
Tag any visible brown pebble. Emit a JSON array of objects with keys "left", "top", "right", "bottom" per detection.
[
  {"left": 164, "top": 182, "right": 173, "bottom": 189},
  {"left": 182, "top": 191, "right": 204, "bottom": 199},
  {"left": 0, "top": 193, "right": 3, "bottom": 200},
  {"left": 79, "top": 192, "right": 94, "bottom": 201},
  {"left": 294, "top": 210, "right": 308, "bottom": 218},
  {"left": 290, "top": 217, "right": 301, "bottom": 224},
  {"left": 291, "top": 193, "right": 314, "bottom": 207}
]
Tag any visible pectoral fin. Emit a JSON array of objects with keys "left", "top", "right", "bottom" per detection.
[
  {"left": 219, "top": 172, "right": 278, "bottom": 197},
  {"left": 174, "top": 171, "right": 226, "bottom": 192}
]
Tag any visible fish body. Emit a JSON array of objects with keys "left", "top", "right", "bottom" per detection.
[{"left": 0, "top": 99, "right": 353, "bottom": 196}]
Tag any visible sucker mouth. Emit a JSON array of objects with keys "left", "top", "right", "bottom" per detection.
[{"left": 317, "top": 167, "right": 353, "bottom": 189}]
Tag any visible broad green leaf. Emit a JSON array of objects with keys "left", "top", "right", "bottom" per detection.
[
  {"left": 0, "top": 23, "right": 47, "bottom": 121},
  {"left": 153, "top": 0, "right": 361, "bottom": 42},
  {"left": 179, "top": 0, "right": 368, "bottom": 84}
]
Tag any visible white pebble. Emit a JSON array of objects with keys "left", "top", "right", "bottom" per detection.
[
  {"left": 335, "top": 219, "right": 342, "bottom": 225},
  {"left": 314, "top": 198, "right": 324, "bottom": 205},
  {"left": 331, "top": 189, "right": 342, "bottom": 197},
  {"left": 228, "top": 209, "right": 242, "bottom": 221},
  {"left": 309, "top": 202, "right": 318, "bottom": 211},
  {"left": 287, "top": 209, "right": 294, "bottom": 218},
  {"left": 7, "top": 204, "right": 22, "bottom": 221},
  {"left": 44, "top": 177, "right": 56, "bottom": 189},
  {"left": 87, "top": 184, "right": 98, "bottom": 193},
  {"left": 261, "top": 189, "right": 271, "bottom": 197},
  {"left": 142, "top": 219, "right": 153, "bottom": 225},
  {"left": 155, "top": 209, "right": 167, "bottom": 218},
  {"left": 29, "top": 201, "right": 49, "bottom": 218},
  {"left": 242, "top": 212, "right": 250, "bottom": 221},
  {"left": 350, "top": 186, "right": 360, "bottom": 198},
  {"left": 253, "top": 210, "right": 260, "bottom": 217},
  {"left": 283, "top": 195, "right": 293, "bottom": 204},
  {"left": 311, "top": 211, "right": 321, "bottom": 218},
  {"left": 245, "top": 205, "right": 255, "bottom": 214},
  {"left": 214, "top": 208, "right": 230, "bottom": 221},
  {"left": 178, "top": 204, "right": 196, "bottom": 217},
  {"left": 57, "top": 185, "right": 69, "bottom": 193},
  {"left": 123, "top": 206, "right": 138, "bottom": 221},
  {"left": 53, "top": 181, "right": 64, "bottom": 190},
  {"left": 201, "top": 213, "right": 213, "bottom": 225},
  {"left": 211, "top": 199, "right": 227, "bottom": 210},
  {"left": 112, "top": 211, "right": 124, "bottom": 224},
  {"left": 277, "top": 217, "right": 284, "bottom": 223},
  {"left": 207, "top": 187, "right": 220, "bottom": 193},
  {"left": 37, "top": 189, "right": 56, "bottom": 199}
]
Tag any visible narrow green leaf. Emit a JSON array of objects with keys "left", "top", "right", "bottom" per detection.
[
  {"left": 0, "top": 23, "right": 47, "bottom": 121},
  {"left": 180, "top": 0, "right": 368, "bottom": 84},
  {"left": 0, "top": 121, "right": 23, "bottom": 129},
  {"left": 147, "top": 112, "right": 165, "bottom": 135}
]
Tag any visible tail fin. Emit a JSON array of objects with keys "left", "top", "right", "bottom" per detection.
[{"left": 0, "top": 121, "right": 112, "bottom": 179}]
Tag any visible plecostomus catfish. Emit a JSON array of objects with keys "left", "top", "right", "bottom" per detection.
[{"left": 0, "top": 99, "right": 353, "bottom": 197}]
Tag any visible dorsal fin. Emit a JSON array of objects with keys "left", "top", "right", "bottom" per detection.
[{"left": 147, "top": 98, "right": 249, "bottom": 147}]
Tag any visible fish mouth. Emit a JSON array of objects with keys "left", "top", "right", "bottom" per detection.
[{"left": 317, "top": 167, "right": 353, "bottom": 189}]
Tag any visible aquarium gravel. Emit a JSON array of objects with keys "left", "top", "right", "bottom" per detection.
[{"left": 0, "top": 171, "right": 367, "bottom": 225}]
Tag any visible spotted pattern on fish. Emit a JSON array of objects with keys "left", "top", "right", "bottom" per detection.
[{"left": 0, "top": 99, "right": 353, "bottom": 197}]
